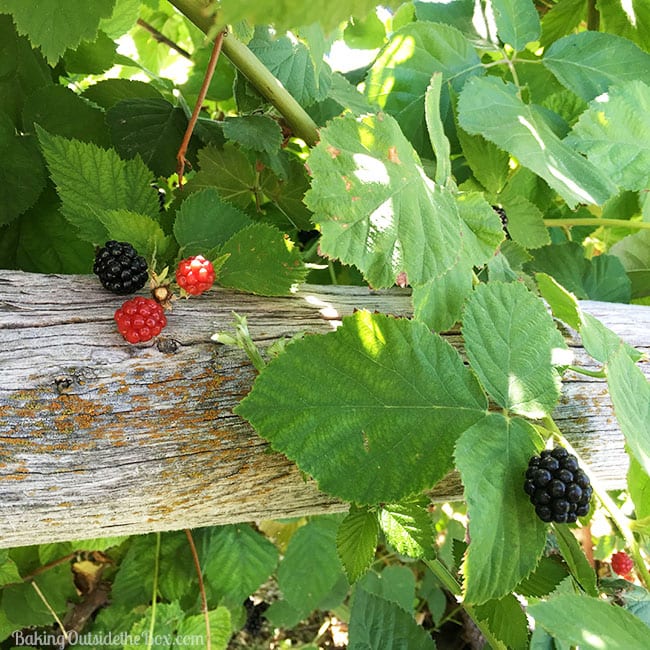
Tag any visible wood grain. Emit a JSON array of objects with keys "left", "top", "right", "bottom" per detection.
[{"left": 0, "top": 271, "right": 648, "bottom": 548}]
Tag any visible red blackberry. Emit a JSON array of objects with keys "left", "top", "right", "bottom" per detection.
[
  {"left": 611, "top": 551, "right": 634, "bottom": 578},
  {"left": 524, "top": 447, "right": 592, "bottom": 524},
  {"left": 94, "top": 241, "right": 148, "bottom": 295},
  {"left": 176, "top": 255, "right": 215, "bottom": 296},
  {"left": 114, "top": 296, "right": 167, "bottom": 343}
]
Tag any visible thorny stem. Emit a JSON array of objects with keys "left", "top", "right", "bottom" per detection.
[
  {"left": 137, "top": 18, "right": 192, "bottom": 59},
  {"left": 176, "top": 29, "right": 225, "bottom": 187},
  {"left": 545, "top": 218, "right": 650, "bottom": 230},
  {"left": 542, "top": 417, "right": 650, "bottom": 588},
  {"left": 185, "top": 529, "right": 211, "bottom": 648}
]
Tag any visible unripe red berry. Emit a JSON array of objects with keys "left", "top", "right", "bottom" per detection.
[
  {"left": 176, "top": 255, "right": 215, "bottom": 296},
  {"left": 611, "top": 551, "right": 634, "bottom": 578},
  {"left": 114, "top": 296, "right": 167, "bottom": 343}
]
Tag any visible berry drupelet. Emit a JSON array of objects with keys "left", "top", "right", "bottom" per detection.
[
  {"left": 94, "top": 241, "right": 148, "bottom": 295},
  {"left": 524, "top": 447, "right": 592, "bottom": 524}
]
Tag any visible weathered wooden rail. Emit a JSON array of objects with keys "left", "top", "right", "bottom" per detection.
[{"left": 0, "top": 270, "right": 648, "bottom": 548}]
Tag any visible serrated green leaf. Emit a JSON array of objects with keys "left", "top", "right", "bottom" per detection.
[
  {"left": 424, "top": 72, "right": 451, "bottom": 185},
  {"left": 337, "top": 505, "right": 379, "bottom": 582},
  {"left": 607, "top": 346, "right": 650, "bottom": 477},
  {"left": 63, "top": 30, "right": 117, "bottom": 74},
  {"left": 278, "top": 518, "right": 347, "bottom": 613},
  {"left": 197, "top": 524, "right": 278, "bottom": 606},
  {"left": 598, "top": 0, "right": 650, "bottom": 52},
  {"left": 610, "top": 230, "right": 650, "bottom": 299},
  {"left": 568, "top": 81, "right": 650, "bottom": 192},
  {"left": 500, "top": 196, "right": 550, "bottom": 249},
  {"left": 218, "top": 223, "right": 305, "bottom": 295},
  {"left": 628, "top": 455, "right": 650, "bottom": 521},
  {"left": 515, "top": 555, "right": 570, "bottom": 598},
  {"left": 553, "top": 524, "right": 598, "bottom": 596},
  {"left": 366, "top": 21, "right": 483, "bottom": 154},
  {"left": 98, "top": 209, "right": 172, "bottom": 264},
  {"left": 491, "top": 0, "right": 541, "bottom": 50},
  {"left": 0, "top": 127, "right": 46, "bottom": 226},
  {"left": 176, "top": 607, "right": 231, "bottom": 650},
  {"left": 344, "top": 12, "right": 387, "bottom": 49},
  {"left": 458, "top": 76, "right": 616, "bottom": 207},
  {"left": 462, "top": 282, "right": 568, "bottom": 418},
  {"left": 0, "top": 0, "right": 115, "bottom": 64},
  {"left": 99, "top": 0, "right": 140, "bottom": 39},
  {"left": 358, "top": 565, "right": 417, "bottom": 613},
  {"left": 474, "top": 594, "right": 529, "bottom": 650},
  {"left": 236, "top": 311, "right": 487, "bottom": 504},
  {"left": 379, "top": 496, "right": 435, "bottom": 559},
  {"left": 456, "top": 414, "right": 547, "bottom": 604},
  {"left": 125, "top": 601, "right": 184, "bottom": 650},
  {"left": 349, "top": 588, "right": 435, "bottom": 650},
  {"left": 83, "top": 78, "right": 165, "bottom": 110},
  {"left": 182, "top": 144, "right": 256, "bottom": 209},
  {"left": 543, "top": 32, "right": 650, "bottom": 102},
  {"left": 526, "top": 242, "right": 632, "bottom": 303},
  {"left": 0, "top": 550, "right": 21, "bottom": 587},
  {"left": 37, "top": 128, "right": 160, "bottom": 244},
  {"left": 536, "top": 273, "right": 581, "bottom": 330},
  {"left": 305, "top": 112, "right": 464, "bottom": 288},
  {"left": 456, "top": 126, "right": 510, "bottom": 194},
  {"left": 174, "top": 188, "right": 251, "bottom": 258},
  {"left": 529, "top": 593, "right": 650, "bottom": 649},
  {"left": 22, "top": 85, "right": 109, "bottom": 146},
  {"left": 183, "top": 45, "right": 236, "bottom": 103},
  {"left": 580, "top": 312, "right": 643, "bottom": 364},
  {"left": 222, "top": 115, "right": 283, "bottom": 153},
  {"left": 540, "top": 0, "right": 586, "bottom": 48},
  {"left": 107, "top": 98, "right": 193, "bottom": 177},
  {"left": 456, "top": 192, "right": 506, "bottom": 263}
]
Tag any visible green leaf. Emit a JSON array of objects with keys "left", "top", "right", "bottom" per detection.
[
  {"left": 543, "top": 32, "right": 650, "bottom": 102},
  {"left": 198, "top": 524, "right": 278, "bottom": 606},
  {"left": 63, "top": 30, "right": 117, "bottom": 74},
  {"left": 598, "top": 0, "right": 650, "bottom": 52},
  {"left": 535, "top": 272, "right": 581, "bottom": 330},
  {"left": 222, "top": 115, "right": 283, "bottom": 153},
  {"left": 107, "top": 98, "right": 193, "bottom": 177},
  {"left": 344, "top": 12, "right": 387, "bottom": 50},
  {"left": 457, "top": 77, "right": 616, "bottom": 207},
  {"left": 0, "top": 124, "right": 46, "bottom": 226},
  {"left": 499, "top": 196, "right": 550, "bottom": 249},
  {"left": 174, "top": 188, "right": 251, "bottom": 257},
  {"left": 278, "top": 518, "right": 347, "bottom": 613},
  {"left": 474, "top": 594, "right": 529, "bottom": 650},
  {"left": 305, "top": 112, "right": 464, "bottom": 288},
  {"left": 182, "top": 144, "right": 256, "bottom": 210},
  {"left": 628, "top": 455, "right": 650, "bottom": 522},
  {"left": 456, "top": 414, "right": 547, "bottom": 604},
  {"left": 125, "top": 601, "right": 184, "bottom": 650},
  {"left": 37, "top": 128, "right": 160, "bottom": 244},
  {"left": 82, "top": 78, "right": 165, "bottom": 110},
  {"left": 337, "top": 505, "right": 379, "bottom": 583},
  {"left": 610, "top": 230, "right": 650, "bottom": 299},
  {"left": 462, "top": 282, "right": 568, "bottom": 418},
  {"left": 175, "top": 607, "right": 231, "bottom": 650},
  {"left": 540, "top": 0, "right": 586, "bottom": 48},
  {"left": 491, "top": 0, "right": 541, "bottom": 51},
  {"left": 98, "top": 209, "right": 172, "bottom": 264},
  {"left": 525, "top": 242, "right": 632, "bottom": 303},
  {"left": 553, "top": 524, "right": 598, "bottom": 596},
  {"left": 236, "top": 311, "right": 487, "bottom": 504},
  {"left": 349, "top": 588, "right": 435, "bottom": 650},
  {"left": 424, "top": 72, "right": 451, "bottom": 185},
  {"left": 456, "top": 126, "right": 510, "bottom": 194},
  {"left": 379, "top": 496, "right": 435, "bottom": 559},
  {"left": 0, "top": 550, "right": 21, "bottom": 587},
  {"left": 22, "top": 85, "right": 109, "bottom": 146},
  {"left": 569, "top": 80, "right": 650, "bottom": 192},
  {"left": 358, "top": 565, "right": 417, "bottom": 613},
  {"left": 0, "top": 0, "right": 116, "bottom": 64},
  {"left": 515, "top": 555, "right": 570, "bottom": 598},
  {"left": 366, "top": 21, "right": 483, "bottom": 154},
  {"left": 607, "top": 345, "right": 650, "bottom": 476},
  {"left": 580, "top": 312, "right": 643, "bottom": 364},
  {"left": 218, "top": 223, "right": 306, "bottom": 295},
  {"left": 99, "top": 0, "right": 140, "bottom": 39},
  {"left": 529, "top": 593, "right": 650, "bottom": 649}
]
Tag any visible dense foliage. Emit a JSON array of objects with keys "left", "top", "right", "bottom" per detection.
[{"left": 1, "top": 0, "right": 649, "bottom": 647}]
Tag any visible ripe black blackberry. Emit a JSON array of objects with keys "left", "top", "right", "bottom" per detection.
[
  {"left": 524, "top": 447, "right": 592, "bottom": 524},
  {"left": 93, "top": 241, "right": 148, "bottom": 295},
  {"left": 491, "top": 205, "right": 511, "bottom": 240}
]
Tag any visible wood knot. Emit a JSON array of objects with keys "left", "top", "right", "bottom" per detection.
[{"left": 157, "top": 337, "right": 179, "bottom": 354}]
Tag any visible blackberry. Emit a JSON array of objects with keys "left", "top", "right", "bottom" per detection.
[
  {"left": 491, "top": 205, "right": 511, "bottom": 240},
  {"left": 524, "top": 447, "right": 592, "bottom": 524},
  {"left": 94, "top": 241, "right": 148, "bottom": 295}
]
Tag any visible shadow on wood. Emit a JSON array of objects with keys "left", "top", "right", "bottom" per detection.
[{"left": 0, "top": 271, "right": 648, "bottom": 548}]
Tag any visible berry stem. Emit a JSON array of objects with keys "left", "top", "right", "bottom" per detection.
[
  {"left": 212, "top": 312, "right": 267, "bottom": 372},
  {"left": 542, "top": 416, "right": 650, "bottom": 588},
  {"left": 567, "top": 364, "right": 607, "bottom": 379},
  {"left": 544, "top": 218, "right": 650, "bottom": 231},
  {"left": 185, "top": 529, "right": 211, "bottom": 648},
  {"left": 147, "top": 532, "right": 162, "bottom": 650}
]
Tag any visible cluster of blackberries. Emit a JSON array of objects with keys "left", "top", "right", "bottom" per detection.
[
  {"left": 524, "top": 447, "right": 592, "bottom": 524},
  {"left": 243, "top": 598, "right": 269, "bottom": 635},
  {"left": 93, "top": 240, "right": 148, "bottom": 295}
]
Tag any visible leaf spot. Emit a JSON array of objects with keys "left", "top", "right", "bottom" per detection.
[{"left": 387, "top": 147, "right": 401, "bottom": 164}]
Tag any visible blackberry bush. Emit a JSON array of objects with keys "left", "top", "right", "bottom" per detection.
[
  {"left": 524, "top": 447, "right": 593, "bottom": 524},
  {"left": 94, "top": 241, "right": 149, "bottom": 295}
]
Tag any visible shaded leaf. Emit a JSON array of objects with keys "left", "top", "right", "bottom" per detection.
[
  {"left": 474, "top": 594, "right": 529, "bottom": 650},
  {"left": 491, "top": 0, "right": 541, "bottom": 51},
  {"left": 236, "top": 311, "right": 487, "bottom": 504},
  {"left": 83, "top": 78, "right": 164, "bottom": 110},
  {"left": 535, "top": 272, "right": 581, "bottom": 330},
  {"left": 176, "top": 607, "right": 231, "bottom": 650},
  {"left": 553, "top": 524, "right": 598, "bottom": 596},
  {"left": 456, "top": 414, "right": 547, "bottom": 604},
  {"left": 610, "top": 230, "right": 650, "bottom": 299},
  {"left": 222, "top": 115, "right": 283, "bottom": 153},
  {"left": 337, "top": 506, "right": 379, "bottom": 583}
]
